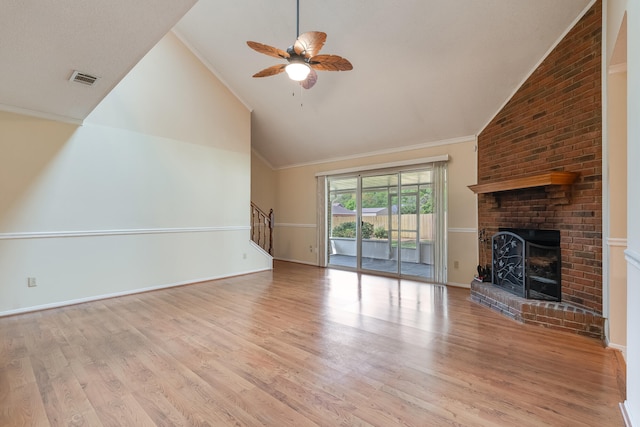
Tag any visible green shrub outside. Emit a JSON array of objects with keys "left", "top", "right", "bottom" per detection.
[
  {"left": 374, "top": 226, "right": 388, "bottom": 239},
  {"left": 332, "top": 222, "right": 374, "bottom": 239}
]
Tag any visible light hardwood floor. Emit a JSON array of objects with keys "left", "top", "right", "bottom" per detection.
[{"left": 0, "top": 261, "right": 625, "bottom": 426}]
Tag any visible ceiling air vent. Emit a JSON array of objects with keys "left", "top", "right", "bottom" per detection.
[{"left": 69, "top": 70, "right": 99, "bottom": 86}]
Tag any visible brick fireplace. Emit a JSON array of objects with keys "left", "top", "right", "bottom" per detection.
[{"left": 470, "top": 1, "right": 603, "bottom": 338}]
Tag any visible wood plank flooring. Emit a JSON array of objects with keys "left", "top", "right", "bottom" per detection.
[{"left": 0, "top": 261, "right": 625, "bottom": 426}]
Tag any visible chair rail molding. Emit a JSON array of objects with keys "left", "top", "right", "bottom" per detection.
[
  {"left": 608, "top": 237, "right": 628, "bottom": 247},
  {"left": 0, "top": 226, "right": 248, "bottom": 240}
]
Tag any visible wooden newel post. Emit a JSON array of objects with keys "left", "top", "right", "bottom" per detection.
[{"left": 268, "top": 209, "right": 274, "bottom": 255}]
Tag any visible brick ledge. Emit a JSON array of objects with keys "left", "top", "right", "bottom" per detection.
[{"left": 470, "top": 280, "right": 604, "bottom": 339}]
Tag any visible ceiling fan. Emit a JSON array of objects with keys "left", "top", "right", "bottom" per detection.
[{"left": 246, "top": 0, "right": 352, "bottom": 89}]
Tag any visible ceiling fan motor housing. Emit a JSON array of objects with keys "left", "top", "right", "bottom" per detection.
[{"left": 247, "top": 31, "right": 351, "bottom": 88}]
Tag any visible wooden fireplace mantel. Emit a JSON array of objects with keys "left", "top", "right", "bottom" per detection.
[{"left": 468, "top": 171, "right": 578, "bottom": 194}]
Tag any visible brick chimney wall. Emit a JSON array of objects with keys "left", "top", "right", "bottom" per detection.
[{"left": 476, "top": 1, "right": 602, "bottom": 313}]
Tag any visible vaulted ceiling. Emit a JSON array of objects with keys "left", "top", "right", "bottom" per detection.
[
  {"left": 0, "top": 0, "right": 197, "bottom": 123},
  {"left": 1, "top": 0, "right": 593, "bottom": 169}
]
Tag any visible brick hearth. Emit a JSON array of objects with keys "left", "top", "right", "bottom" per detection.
[{"left": 470, "top": 280, "right": 604, "bottom": 339}]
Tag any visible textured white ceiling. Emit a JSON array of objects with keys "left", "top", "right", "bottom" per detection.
[
  {"left": 0, "top": 0, "right": 196, "bottom": 123},
  {"left": 1, "top": 0, "right": 593, "bottom": 169},
  {"left": 174, "top": 0, "right": 593, "bottom": 168}
]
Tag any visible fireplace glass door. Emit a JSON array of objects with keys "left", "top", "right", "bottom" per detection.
[{"left": 526, "top": 242, "right": 561, "bottom": 301}]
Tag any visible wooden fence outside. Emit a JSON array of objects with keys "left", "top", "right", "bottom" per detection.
[{"left": 330, "top": 214, "right": 434, "bottom": 240}]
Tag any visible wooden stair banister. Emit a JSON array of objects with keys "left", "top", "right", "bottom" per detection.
[{"left": 251, "top": 202, "right": 274, "bottom": 255}]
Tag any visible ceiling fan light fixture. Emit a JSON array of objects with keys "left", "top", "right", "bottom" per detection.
[
  {"left": 285, "top": 62, "right": 310, "bottom": 81},
  {"left": 247, "top": 1, "right": 351, "bottom": 89}
]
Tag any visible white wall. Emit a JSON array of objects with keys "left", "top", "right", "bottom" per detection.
[
  {"left": 0, "top": 32, "right": 271, "bottom": 315},
  {"left": 606, "top": 0, "right": 629, "bottom": 351},
  {"left": 607, "top": 69, "right": 627, "bottom": 350},
  {"left": 623, "top": 0, "right": 640, "bottom": 423},
  {"left": 251, "top": 150, "right": 276, "bottom": 214}
]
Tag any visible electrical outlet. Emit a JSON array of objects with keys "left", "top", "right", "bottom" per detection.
[
  {"left": 453, "top": 261, "right": 459, "bottom": 269},
  {"left": 309, "top": 245, "right": 313, "bottom": 253},
  {"left": 27, "top": 277, "right": 37, "bottom": 287},
  {"left": 242, "top": 253, "right": 247, "bottom": 259}
]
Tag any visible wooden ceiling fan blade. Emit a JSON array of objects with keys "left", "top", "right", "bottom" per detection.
[
  {"left": 293, "top": 31, "right": 327, "bottom": 58},
  {"left": 252, "top": 64, "right": 287, "bottom": 78},
  {"left": 310, "top": 54, "right": 353, "bottom": 72},
  {"left": 300, "top": 68, "right": 318, "bottom": 89},
  {"left": 247, "top": 41, "right": 290, "bottom": 59}
]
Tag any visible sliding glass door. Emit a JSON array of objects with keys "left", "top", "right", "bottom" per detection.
[
  {"left": 326, "top": 163, "right": 446, "bottom": 283},
  {"left": 328, "top": 177, "right": 358, "bottom": 269},
  {"left": 397, "top": 170, "right": 438, "bottom": 279},
  {"left": 360, "top": 173, "right": 400, "bottom": 275}
]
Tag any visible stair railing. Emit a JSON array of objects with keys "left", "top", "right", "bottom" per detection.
[{"left": 250, "top": 202, "right": 273, "bottom": 255}]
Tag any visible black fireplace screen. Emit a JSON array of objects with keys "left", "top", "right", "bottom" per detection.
[
  {"left": 492, "top": 232, "right": 525, "bottom": 297},
  {"left": 492, "top": 230, "right": 561, "bottom": 301}
]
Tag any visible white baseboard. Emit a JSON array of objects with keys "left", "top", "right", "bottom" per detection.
[
  {"left": 608, "top": 342, "right": 627, "bottom": 361},
  {"left": 249, "top": 240, "right": 274, "bottom": 259},
  {"left": 0, "top": 267, "right": 272, "bottom": 318},
  {"left": 274, "top": 257, "right": 319, "bottom": 267},
  {"left": 621, "top": 401, "right": 634, "bottom": 427},
  {"left": 447, "top": 281, "right": 471, "bottom": 289}
]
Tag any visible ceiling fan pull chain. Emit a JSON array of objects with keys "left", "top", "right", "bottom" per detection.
[{"left": 300, "top": 85, "right": 304, "bottom": 109}]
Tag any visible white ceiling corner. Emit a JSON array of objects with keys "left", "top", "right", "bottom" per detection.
[{"left": 0, "top": 0, "right": 196, "bottom": 123}]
